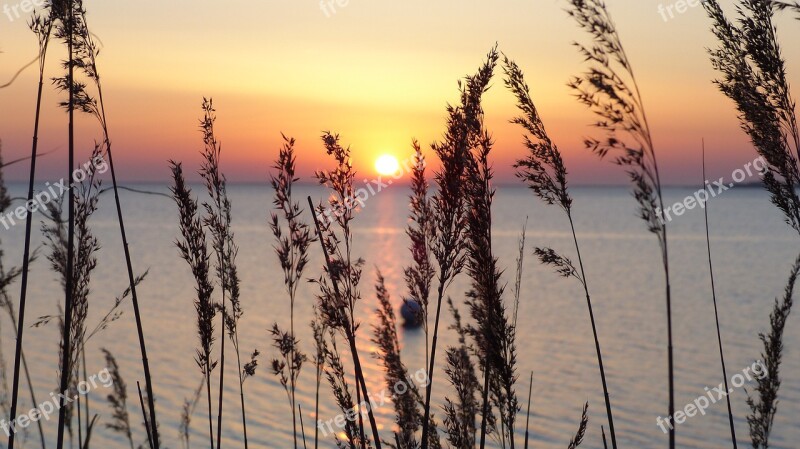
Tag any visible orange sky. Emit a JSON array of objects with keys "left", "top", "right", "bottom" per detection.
[{"left": 1, "top": 0, "right": 799, "bottom": 184}]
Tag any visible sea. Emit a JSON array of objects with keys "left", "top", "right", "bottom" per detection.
[{"left": 0, "top": 183, "right": 798, "bottom": 449}]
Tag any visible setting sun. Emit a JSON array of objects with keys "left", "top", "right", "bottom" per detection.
[{"left": 375, "top": 154, "right": 400, "bottom": 176}]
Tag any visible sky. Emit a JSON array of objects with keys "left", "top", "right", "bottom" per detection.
[{"left": 0, "top": 0, "right": 799, "bottom": 185}]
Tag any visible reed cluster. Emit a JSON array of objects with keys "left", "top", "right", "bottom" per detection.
[{"left": 703, "top": 1, "right": 800, "bottom": 446}]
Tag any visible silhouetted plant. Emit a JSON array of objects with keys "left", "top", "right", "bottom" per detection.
[
  {"left": 198, "top": 98, "right": 237, "bottom": 449},
  {"left": 442, "top": 298, "right": 482, "bottom": 449},
  {"left": 6, "top": 8, "right": 54, "bottom": 448},
  {"left": 705, "top": 0, "right": 800, "bottom": 234},
  {"left": 462, "top": 101, "right": 518, "bottom": 449},
  {"left": 0, "top": 142, "right": 47, "bottom": 449},
  {"left": 70, "top": 4, "right": 161, "bottom": 441},
  {"left": 170, "top": 160, "right": 217, "bottom": 449},
  {"left": 310, "top": 132, "right": 381, "bottom": 449},
  {"left": 700, "top": 145, "right": 737, "bottom": 448},
  {"left": 503, "top": 55, "right": 618, "bottom": 449},
  {"left": 422, "top": 46, "right": 498, "bottom": 449},
  {"left": 565, "top": 1, "right": 674, "bottom": 447},
  {"left": 42, "top": 145, "right": 103, "bottom": 449},
  {"left": 567, "top": 403, "right": 589, "bottom": 449},
  {"left": 311, "top": 308, "right": 327, "bottom": 449},
  {"left": 703, "top": 1, "right": 800, "bottom": 445},
  {"left": 270, "top": 324, "right": 307, "bottom": 448},
  {"left": 773, "top": 0, "right": 800, "bottom": 18},
  {"left": 746, "top": 254, "right": 799, "bottom": 449},
  {"left": 103, "top": 349, "right": 135, "bottom": 449},
  {"left": 371, "top": 270, "right": 426, "bottom": 449},
  {"left": 403, "top": 141, "right": 436, "bottom": 367},
  {"left": 270, "top": 134, "right": 313, "bottom": 449}
]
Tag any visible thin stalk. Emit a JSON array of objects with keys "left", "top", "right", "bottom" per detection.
[
  {"left": 90, "top": 49, "right": 161, "bottom": 449},
  {"left": 567, "top": 212, "right": 618, "bottom": 449},
  {"left": 478, "top": 363, "right": 490, "bottom": 449},
  {"left": 77, "top": 381, "right": 83, "bottom": 448},
  {"left": 524, "top": 372, "right": 533, "bottom": 449},
  {"left": 235, "top": 333, "right": 249, "bottom": 449},
  {"left": 602, "top": 426, "right": 609, "bottom": 449},
  {"left": 82, "top": 345, "right": 90, "bottom": 443},
  {"left": 299, "top": 404, "right": 308, "bottom": 449},
  {"left": 216, "top": 277, "right": 226, "bottom": 449},
  {"left": 206, "top": 361, "right": 215, "bottom": 449},
  {"left": 56, "top": 2, "right": 77, "bottom": 447},
  {"left": 702, "top": 143, "right": 737, "bottom": 448},
  {"left": 6, "top": 313, "right": 47, "bottom": 449},
  {"left": 314, "top": 348, "right": 322, "bottom": 449},
  {"left": 355, "top": 375, "right": 366, "bottom": 449},
  {"left": 664, "top": 237, "right": 674, "bottom": 449},
  {"left": 421, "top": 280, "right": 446, "bottom": 449},
  {"left": 137, "top": 381, "right": 154, "bottom": 449},
  {"left": 307, "top": 196, "right": 382, "bottom": 449},
  {"left": 7, "top": 16, "right": 52, "bottom": 449}
]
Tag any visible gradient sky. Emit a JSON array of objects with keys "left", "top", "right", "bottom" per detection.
[{"left": 1, "top": 0, "right": 799, "bottom": 184}]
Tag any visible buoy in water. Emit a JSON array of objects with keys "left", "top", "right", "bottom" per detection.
[{"left": 401, "top": 300, "right": 423, "bottom": 328}]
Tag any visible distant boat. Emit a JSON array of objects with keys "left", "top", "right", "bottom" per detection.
[{"left": 401, "top": 300, "right": 423, "bottom": 328}]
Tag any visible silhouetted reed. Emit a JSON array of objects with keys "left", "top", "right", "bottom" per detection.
[
  {"left": 311, "top": 309, "right": 327, "bottom": 449},
  {"left": 102, "top": 349, "right": 135, "bottom": 449},
  {"left": 371, "top": 270, "right": 425, "bottom": 448},
  {"left": 703, "top": 1, "right": 800, "bottom": 445},
  {"left": 310, "top": 132, "right": 381, "bottom": 449},
  {"left": 7, "top": 8, "right": 53, "bottom": 448},
  {"left": 567, "top": 403, "right": 589, "bottom": 449},
  {"left": 747, "top": 254, "right": 799, "bottom": 449},
  {"left": 0, "top": 143, "right": 46, "bottom": 449},
  {"left": 422, "top": 47, "right": 498, "bottom": 449},
  {"left": 773, "top": 0, "right": 800, "bottom": 17},
  {"left": 41, "top": 145, "right": 103, "bottom": 449},
  {"left": 46, "top": 0, "right": 82, "bottom": 447},
  {"left": 461, "top": 93, "right": 518, "bottom": 449},
  {"left": 180, "top": 377, "right": 206, "bottom": 449},
  {"left": 565, "top": 1, "right": 674, "bottom": 446},
  {"left": 71, "top": 4, "right": 161, "bottom": 441},
  {"left": 270, "top": 134, "right": 313, "bottom": 449},
  {"left": 403, "top": 141, "right": 436, "bottom": 368},
  {"left": 170, "top": 160, "right": 217, "bottom": 449},
  {"left": 700, "top": 145, "right": 737, "bottom": 448},
  {"left": 704, "top": 0, "right": 800, "bottom": 234},
  {"left": 197, "top": 98, "right": 238, "bottom": 449},
  {"left": 270, "top": 324, "right": 307, "bottom": 448},
  {"left": 503, "top": 54, "right": 618, "bottom": 449},
  {"left": 442, "top": 298, "right": 482, "bottom": 449}
]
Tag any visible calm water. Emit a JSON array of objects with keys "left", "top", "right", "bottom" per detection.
[{"left": 0, "top": 183, "right": 798, "bottom": 449}]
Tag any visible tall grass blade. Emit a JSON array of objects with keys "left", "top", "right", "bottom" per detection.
[
  {"left": 7, "top": 8, "right": 53, "bottom": 449},
  {"left": 55, "top": 0, "right": 78, "bottom": 446},
  {"left": 137, "top": 381, "right": 154, "bottom": 449},
  {"left": 504, "top": 54, "right": 619, "bottom": 449},
  {"left": 701, "top": 142, "right": 737, "bottom": 448},
  {"left": 565, "top": 2, "right": 671, "bottom": 446}
]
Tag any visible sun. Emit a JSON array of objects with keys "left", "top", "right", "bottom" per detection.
[{"left": 375, "top": 154, "right": 400, "bottom": 176}]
